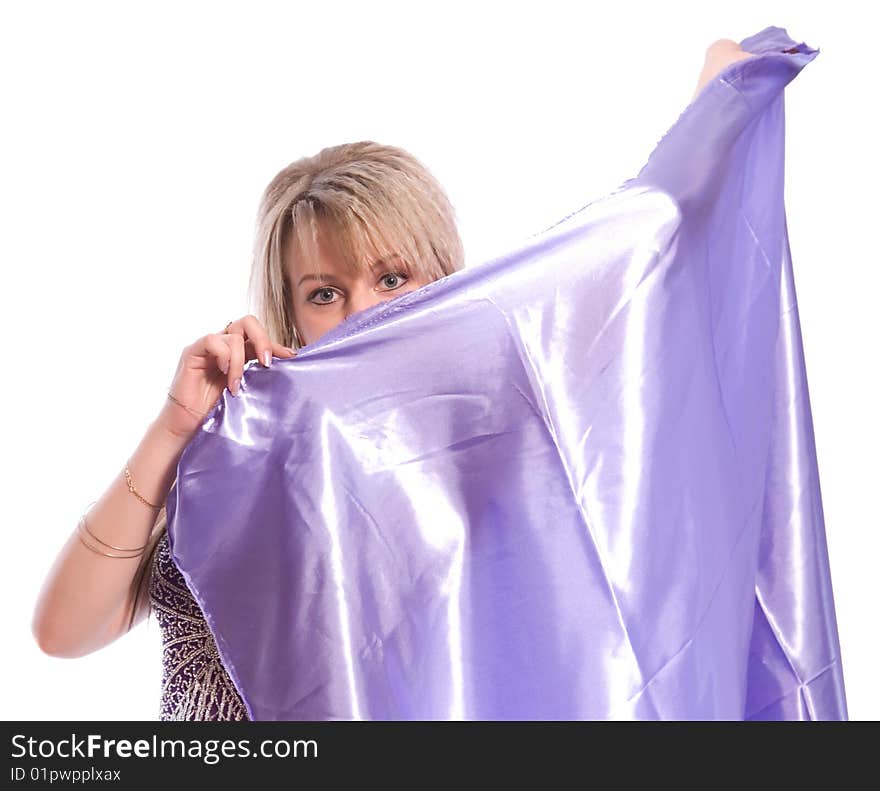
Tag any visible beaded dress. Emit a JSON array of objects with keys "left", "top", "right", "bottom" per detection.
[{"left": 148, "top": 530, "right": 250, "bottom": 721}]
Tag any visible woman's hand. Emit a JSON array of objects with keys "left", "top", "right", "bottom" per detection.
[
  {"left": 691, "top": 38, "right": 755, "bottom": 102},
  {"left": 156, "top": 314, "right": 297, "bottom": 440}
]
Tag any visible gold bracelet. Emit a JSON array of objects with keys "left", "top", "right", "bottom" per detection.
[
  {"left": 75, "top": 517, "right": 147, "bottom": 559},
  {"left": 166, "top": 389, "right": 212, "bottom": 419},
  {"left": 124, "top": 460, "right": 162, "bottom": 509},
  {"left": 80, "top": 510, "right": 151, "bottom": 552}
]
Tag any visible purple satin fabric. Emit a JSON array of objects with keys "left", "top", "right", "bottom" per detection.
[{"left": 166, "top": 25, "right": 847, "bottom": 720}]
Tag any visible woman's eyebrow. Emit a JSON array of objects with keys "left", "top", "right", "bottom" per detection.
[
  {"left": 297, "top": 253, "right": 404, "bottom": 287},
  {"left": 297, "top": 272, "right": 332, "bottom": 287},
  {"left": 371, "top": 253, "right": 401, "bottom": 268}
]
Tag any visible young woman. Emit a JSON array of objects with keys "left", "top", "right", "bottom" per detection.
[{"left": 31, "top": 39, "right": 753, "bottom": 720}]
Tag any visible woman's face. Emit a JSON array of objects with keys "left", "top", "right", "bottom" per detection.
[{"left": 286, "top": 231, "right": 430, "bottom": 347}]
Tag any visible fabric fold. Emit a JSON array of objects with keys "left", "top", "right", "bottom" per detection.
[{"left": 166, "top": 24, "right": 847, "bottom": 720}]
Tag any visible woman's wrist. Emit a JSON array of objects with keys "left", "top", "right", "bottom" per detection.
[
  {"left": 152, "top": 401, "right": 202, "bottom": 451},
  {"left": 691, "top": 39, "right": 753, "bottom": 102}
]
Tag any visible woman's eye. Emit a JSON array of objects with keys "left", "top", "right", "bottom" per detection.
[
  {"left": 308, "top": 287, "right": 339, "bottom": 305},
  {"left": 380, "top": 272, "right": 409, "bottom": 290}
]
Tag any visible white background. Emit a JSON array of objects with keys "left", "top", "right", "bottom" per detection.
[{"left": 2, "top": 0, "right": 876, "bottom": 720}]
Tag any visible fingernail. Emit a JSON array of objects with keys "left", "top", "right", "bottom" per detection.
[
  {"left": 263, "top": 350, "right": 272, "bottom": 367},
  {"left": 231, "top": 378, "right": 240, "bottom": 396},
  {"left": 283, "top": 347, "right": 297, "bottom": 356}
]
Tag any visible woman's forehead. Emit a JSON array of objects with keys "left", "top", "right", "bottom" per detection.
[{"left": 287, "top": 218, "right": 399, "bottom": 276}]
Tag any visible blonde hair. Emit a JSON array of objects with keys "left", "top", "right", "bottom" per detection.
[{"left": 126, "top": 141, "right": 465, "bottom": 630}]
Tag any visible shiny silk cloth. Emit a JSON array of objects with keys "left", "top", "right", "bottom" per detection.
[{"left": 165, "top": 25, "right": 848, "bottom": 720}]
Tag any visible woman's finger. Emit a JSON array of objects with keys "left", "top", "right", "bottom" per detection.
[
  {"left": 273, "top": 341, "right": 298, "bottom": 358},
  {"left": 231, "top": 314, "right": 294, "bottom": 367},
  {"left": 226, "top": 332, "right": 246, "bottom": 396},
  {"left": 238, "top": 314, "right": 275, "bottom": 367},
  {"left": 201, "top": 333, "right": 231, "bottom": 376}
]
